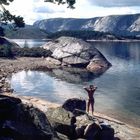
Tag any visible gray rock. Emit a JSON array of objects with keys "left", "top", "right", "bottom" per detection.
[
  {"left": 62, "top": 98, "right": 86, "bottom": 115},
  {"left": 52, "top": 122, "right": 76, "bottom": 139},
  {"left": 99, "top": 124, "right": 114, "bottom": 140},
  {"left": 43, "top": 37, "right": 111, "bottom": 73},
  {"left": 84, "top": 123, "right": 101, "bottom": 139},
  {"left": 46, "top": 105, "right": 115, "bottom": 140},
  {"left": 0, "top": 95, "right": 57, "bottom": 140},
  {"left": 46, "top": 107, "right": 73, "bottom": 125},
  {"left": 63, "top": 56, "right": 89, "bottom": 65},
  {"left": 46, "top": 57, "right": 62, "bottom": 66}
]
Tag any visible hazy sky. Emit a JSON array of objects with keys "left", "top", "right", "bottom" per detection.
[{"left": 6, "top": 0, "right": 140, "bottom": 24}]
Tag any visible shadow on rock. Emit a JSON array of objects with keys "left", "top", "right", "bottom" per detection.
[
  {"left": 46, "top": 98, "right": 117, "bottom": 140},
  {"left": 0, "top": 95, "right": 57, "bottom": 140}
]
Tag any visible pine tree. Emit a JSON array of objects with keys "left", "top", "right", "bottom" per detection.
[
  {"left": 44, "top": 0, "right": 76, "bottom": 9},
  {"left": 0, "top": 0, "right": 25, "bottom": 28}
]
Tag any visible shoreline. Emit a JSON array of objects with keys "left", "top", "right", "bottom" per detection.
[
  {"left": 10, "top": 38, "right": 140, "bottom": 42},
  {"left": 0, "top": 57, "right": 140, "bottom": 139},
  {"left": 5, "top": 93, "right": 140, "bottom": 140},
  {"left": 87, "top": 39, "right": 140, "bottom": 42}
]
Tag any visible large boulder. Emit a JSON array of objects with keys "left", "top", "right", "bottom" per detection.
[
  {"left": 46, "top": 104, "right": 115, "bottom": 140},
  {"left": 42, "top": 37, "right": 111, "bottom": 73},
  {"left": 0, "top": 95, "right": 57, "bottom": 140},
  {"left": 62, "top": 98, "right": 86, "bottom": 115}
]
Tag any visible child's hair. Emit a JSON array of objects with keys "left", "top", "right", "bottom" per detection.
[{"left": 90, "top": 85, "right": 94, "bottom": 88}]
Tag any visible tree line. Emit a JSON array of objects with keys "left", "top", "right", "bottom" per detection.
[
  {"left": 0, "top": 44, "right": 52, "bottom": 58},
  {"left": 47, "top": 30, "right": 119, "bottom": 40}
]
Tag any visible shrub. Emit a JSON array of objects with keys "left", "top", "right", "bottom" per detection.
[
  {"left": 12, "top": 47, "right": 52, "bottom": 57},
  {"left": 0, "top": 27, "right": 5, "bottom": 36},
  {"left": 0, "top": 45, "right": 13, "bottom": 57}
]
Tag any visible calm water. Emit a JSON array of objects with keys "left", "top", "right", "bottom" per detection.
[
  {"left": 12, "top": 39, "right": 47, "bottom": 48},
  {"left": 11, "top": 40, "right": 140, "bottom": 127}
]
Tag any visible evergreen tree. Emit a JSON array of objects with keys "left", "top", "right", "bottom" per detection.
[
  {"left": 0, "top": 0, "right": 25, "bottom": 28},
  {"left": 44, "top": 0, "right": 76, "bottom": 9},
  {"left": 0, "top": 26, "right": 4, "bottom": 36},
  {"left": 23, "top": 40, "right": 29, "bottom": 48}
]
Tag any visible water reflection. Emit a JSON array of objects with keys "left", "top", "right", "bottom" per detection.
[
  {"left": 12, "top": 39, "right": 46, "bottom": 48},
  {"left": 11, "top": 70, "right": 87, "bottom": 103},
  {"left": 10, "top": 41, "right": 140, "bottom": 127},
  {"left": 45, "top": 67, "right": 103, "bottom": 84},
  {"left": 94, "top": 42, "right": 140, "bottom": 64}
]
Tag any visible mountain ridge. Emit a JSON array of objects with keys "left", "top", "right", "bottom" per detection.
[{"left": 33, "top": 13, "right": 140, "bottom": 36}]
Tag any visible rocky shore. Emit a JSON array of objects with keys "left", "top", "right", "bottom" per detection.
[
  {"left": 0, "top": 57, "right": 140, "bottom": 140},
  {"left": 3, "top": 94, "right": 140, "bottom": 140}
]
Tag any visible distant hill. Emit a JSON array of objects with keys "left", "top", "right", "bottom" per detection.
[
  {"left": 33, "top": 14, "right": 140, "bottom": 37},
  {"left": 4, "top": 25, "right": 48, "bottom": 39}
]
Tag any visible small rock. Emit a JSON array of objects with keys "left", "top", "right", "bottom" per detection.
[{"left": 46, "top": 57, "right": 61, "bottom": 66}]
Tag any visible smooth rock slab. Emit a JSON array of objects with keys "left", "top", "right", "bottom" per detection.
[{"left": 43, "top": 37, "right": 111, "bottom": 73}]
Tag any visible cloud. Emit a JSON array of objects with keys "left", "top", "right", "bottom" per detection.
[
  {"left": 34, "top": 6, "right": 56, "bottom": 13},
  {"left": 6, "top": 0, "right": 140, "bottom": 24},
  {"left": 89, "top": 0, "right": 140, "bottom": 7},
  {"left": 33, "top": 6, "right": 64, "bottom": 13}
]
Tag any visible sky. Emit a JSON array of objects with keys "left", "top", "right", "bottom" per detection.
[{"left": 6, "top": 0, "right": 140, "bottom": 25}]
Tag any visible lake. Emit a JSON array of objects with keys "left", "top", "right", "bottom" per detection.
[
  {"left": 12, "top": 39, "right": 47, "bottom": 48},
  {"left": 11, "top": 39, "right": 140, "bottom": 127}
]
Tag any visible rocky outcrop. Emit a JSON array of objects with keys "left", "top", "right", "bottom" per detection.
[
  {"left": 46, "top": 98, "right": 115, "bottom": 139},
  {"left": 0, "top": 94, "right": 139, "bottom": 140},
  {"left": 46, "top": 104, "right": 115, "bottom": 140},
  {"left": 43, "top": 37, "right": 111, "bottom": 74},
  {"left": 0, "top": 95, "right": 57, "bottom": 140},
  {"left": 17, "top": 96, "right": 140, "bottom": 140},
  {"left": 33, "top": 14, "right": 140, "bottom": 36}
]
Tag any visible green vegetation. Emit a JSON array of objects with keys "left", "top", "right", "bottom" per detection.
[
  {"left": 0, "top": 42, "right": 52, "bottom": 58},
  {"left": 0, "top": 0, "right": 25, "bottom": 36},
  {"left": 45, "top": 0, "right": 76, "bottom": 8},
  {"left": 47, "top": 30, "right": 120, "bottom": 40},
  {"left": 12, "top": 47, "right": 52, "bottom": 57},
  {"left": 0, "top": 0, "right": 25, "bottom": 27},
  {"left": 47, "top": 30, "right": 140, "bottom": 40},
  {"left": 0, "top": 44, "right": 13, "bottom": 57},
  {"left": 0, "top": 26, "right": 4, "bottom": 36}
]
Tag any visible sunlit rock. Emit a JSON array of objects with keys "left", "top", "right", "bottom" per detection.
[
  {"left": 42, "top": 37, "right": 111, "bottom": 74},
  {"left": 46, "top": 57, "right": 62, "bottom": 66}
]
